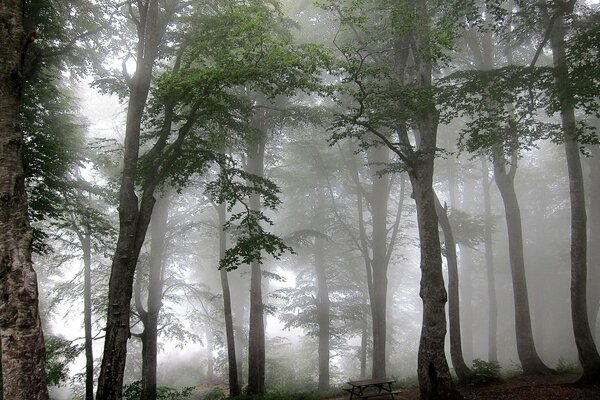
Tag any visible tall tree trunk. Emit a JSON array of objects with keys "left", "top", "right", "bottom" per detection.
[
  {"left": 434, "top": 194, "right": 471, "bottom": 384},
  {"left": 406, "top": 2, "right": 462, "bottom": 399},
  {"left": 246, "top": 133, "right": 266, "bottom": 396},
  {"left": 588, "top": 145, "right": 600, "bottom": 339},
  {"left": 217, "top": 201, "right": 240, "bottom": 395},
  {"left": 491, "top": 145, "right": 552, "bottom": 375},
  {"left": 206, "top": 332, "right": 215, "bottom": 382},
  {"left": 140, "top": 196, "right": 169, "bottom": 400},
  {"left": 547, "top": 3, "right": 600, "bottom": 383},
  {"left": 367, "top": 146, "right": 390, "bottom": 379},
  {"left": 82, "top": 222, "right": 94, "bottom": 400},
  {"left": 481, "top": 158, "right": 498, "bottom": 362},
  {"left": 96, "top": 2, "right": 166, "bottom": 398},
  {"left": 314, "top": 236, "right": 330, "bottom": 389},
  {"left": 0, "top": 2, "right": 49, "bottom": 399}
]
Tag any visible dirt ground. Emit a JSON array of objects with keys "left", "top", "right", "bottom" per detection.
[{"left": 396, "top": 374, "right": 600, "bottom": 400}]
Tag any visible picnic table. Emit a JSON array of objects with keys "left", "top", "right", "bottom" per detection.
[{"left": 343, "top": 377, "right": 401, "bottom": 399}]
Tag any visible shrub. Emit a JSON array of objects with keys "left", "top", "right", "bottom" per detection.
[
  {"left": 555, "top": 358, "right": 581, "bottom": 375},
  {"left": 123, "top": 381, "right": 195, "bottom": 400},
  {"left": 470, "top": 358, "right": 503, "bottom": 385}
]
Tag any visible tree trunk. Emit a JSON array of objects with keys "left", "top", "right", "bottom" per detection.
[
  {"left": 434, "top": 194, "right": 471, "bottom": 384},
  {"left": 406, "top": 2, "right": 462, "bottom": 399},
  {"left": 367, "top": 146, "right": 390, "bottom": 379},
  {"left": 217, "top": 201, "right": 241, "bottom": 395},
  {"left": 96, "top": 2, "right": 165, "bottom": 398},
  {"left": 246, "top": 134, "right": 266, "bottom": 396},
  {"left": 82, "top": 222, "right": 94, "bottom": 400},
  {"left": 314, "top": 236, "right": 330, "bottom": 389},
  {"left": 548, "top": 4, "right": 600, "bottom": 384},
  {"left": 588, "top": 145, "right": 600, "bottom": 339},
  {"left": 481, "top": 158, "right": 498, "bottom": 362},
  {"left": 0, "top": 2, "right": 49, "bottom": 399},
  {"left": 491, "top": 145, "right": 552, "bottom": 375},
  {"left": 140, "top": 196, "right": 169, "bottom": 400},
  {"left": 360, "top": 315, "right": 369, "bottom": 379}
]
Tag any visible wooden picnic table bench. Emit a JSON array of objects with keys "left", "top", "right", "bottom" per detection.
[{"left": 343, "top": 377, "right": 401, "bottom": 400}]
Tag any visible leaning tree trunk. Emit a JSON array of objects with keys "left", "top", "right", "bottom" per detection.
[
  {"left": 491, "top": 145, "right": 552, "bottom": 375},
  {"left": 246, "top": 131, "right": 266, "bottom": 396},
  {"left": 96, "top": 1, "right": 166, "bottom": 398},
  {"left": 217, "top": 201, "right": 241, "bottom": 396},
  {"left": 434, "top": 194, "right": 471, "bottom": 384},
  {"left": 548, "top": 5, "right": 600, "bottom": 384},
  {"left": 492, "top": 147, "right": 551, "bottom": 374},
  {"left": 0, "top": 2, "right": 49, "bottom": 399}
]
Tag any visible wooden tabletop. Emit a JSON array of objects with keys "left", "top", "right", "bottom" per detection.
[{"left": 347, "top": 377, "right": 395, "bottom": 387}]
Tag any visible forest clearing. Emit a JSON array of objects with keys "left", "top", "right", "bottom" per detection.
[{"left": 1, "top": 0, "right": 600, "bottom": 399}]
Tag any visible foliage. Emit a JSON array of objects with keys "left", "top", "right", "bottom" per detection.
[
  {"left": 45, "top": 335, "right": 83, "bottom": 387},
  {"left": 197, "top": 386, "right": 226, "bottom": 400},
  {"left": 555, "top": 358, "right": 582, "bottom": 375},
  {"left": 122, "top": 381, "right": 195, "bottom": 400},
  {"left": 469, "top": 359, "right": 503, "bottom": 385}
]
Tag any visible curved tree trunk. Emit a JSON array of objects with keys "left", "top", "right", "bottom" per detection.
[
  {"left": 0, "top": 2, "right": 49, "bottom": 399},
  {"left": 481, "top": 158, "right": 498, "bottom": 362},
  {"left": 434, "top": 194, "right": 471, "bottom": 384},
  {"left": 217, "top": 201, "right": 240, "bottom": 396},
  {"left": 491, "top": 145, "right": 552, "bottom": 375},
  {"left": 547, "top": 4, "right": 600, "bottom": 384}
]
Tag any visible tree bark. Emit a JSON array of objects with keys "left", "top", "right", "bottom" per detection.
[
  {"left": 96, "top": 2, "right": 167, "bottom": 397},
  {"left": 0, "top": 2, "right": 49, "bottom": 399},
  {"left": 491, "top": 144, "right": 552, "bottom": 375},
  {"left": 587, "top": 145, "right": 600, "bottom": 340},
  {"left": 139, "top": 196, "right": 169, "bottom": 400},
  {"left": 246, "top": 131, "right": 266, "bottom": 396},
  {"left": 81, "top": 222, "right": 94, "bottom": 400},
  {"left": 217, "top": 201, "right": 241, "bottom": 395},
  {"left": 367, "top": 146, "right": 390, "bottom": 379},
  {"left": 314, "top": 235, "right": 330, "bottom": 389},
  {"left": 434, "top": 194, "right": 471, "bottom": 384},
  {"left": 481, "top": 158, "right": 498, "bottom": 362},
  {"left": 360, "top": 312, "right": 368, "bottom": 379},
  {"left": 547, "top": 3, "right": 600, "bottom": 383}
]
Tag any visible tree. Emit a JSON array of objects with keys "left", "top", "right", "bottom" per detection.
[
  {"left": 326, "top": 0, "right": 463, "bottom": 397},
  {"left": 544, "top": 0, "right": 600, "bottom": 383},
  {"left": 0, "top": 1, "right": 49, "bottom": 397}
]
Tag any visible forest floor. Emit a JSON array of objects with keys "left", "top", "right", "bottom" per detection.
[
  {"left": 329, "top": 374, "right": 600, "bottom": 400},
  {"left": 396, "top": 374, "right": 600, "bottom": 400}
]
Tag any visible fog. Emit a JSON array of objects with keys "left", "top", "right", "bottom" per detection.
[{"left": 3, "top": 0, "right": 599, "bottom": 399}]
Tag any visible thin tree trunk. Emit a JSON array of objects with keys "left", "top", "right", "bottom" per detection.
[
  {"left": 434, "top": 194, "right": 471, "bottom": 384},
  {"left": 360, "top": 315, "right": 368, "bottom": 379},
  {"left": 492, "top": 145, "right": 552, "bottom": 375},
  {"left": 481, "top": 158, "right": 498, "bottom": 362},
  {"left": 0, "top": 2, "right": 49, "bottom": 398},
  {"left": 314, "top": 236, "right": 330, "bottom": 389},
  {"left": 367, "top": 146, "right": 390, "bottom": 379},
  {"left": 140, "top": 196, "right": 169, "bottom": 400},
  {"left": 246, "top": 133, "right": 266, "bottom": 396},
  {"left": 548, "top": 3, "right": 600, "bottom": 383},
  {"left": 217, "top": 201, "right": 240, "bottom": 395},
  {"left": 82, "top": 221, "right": 94, "bottom": 400}
]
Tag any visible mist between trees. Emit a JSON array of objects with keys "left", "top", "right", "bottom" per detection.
[{"left": 0, "top": 1, "right": 599, "bottom": 400}]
